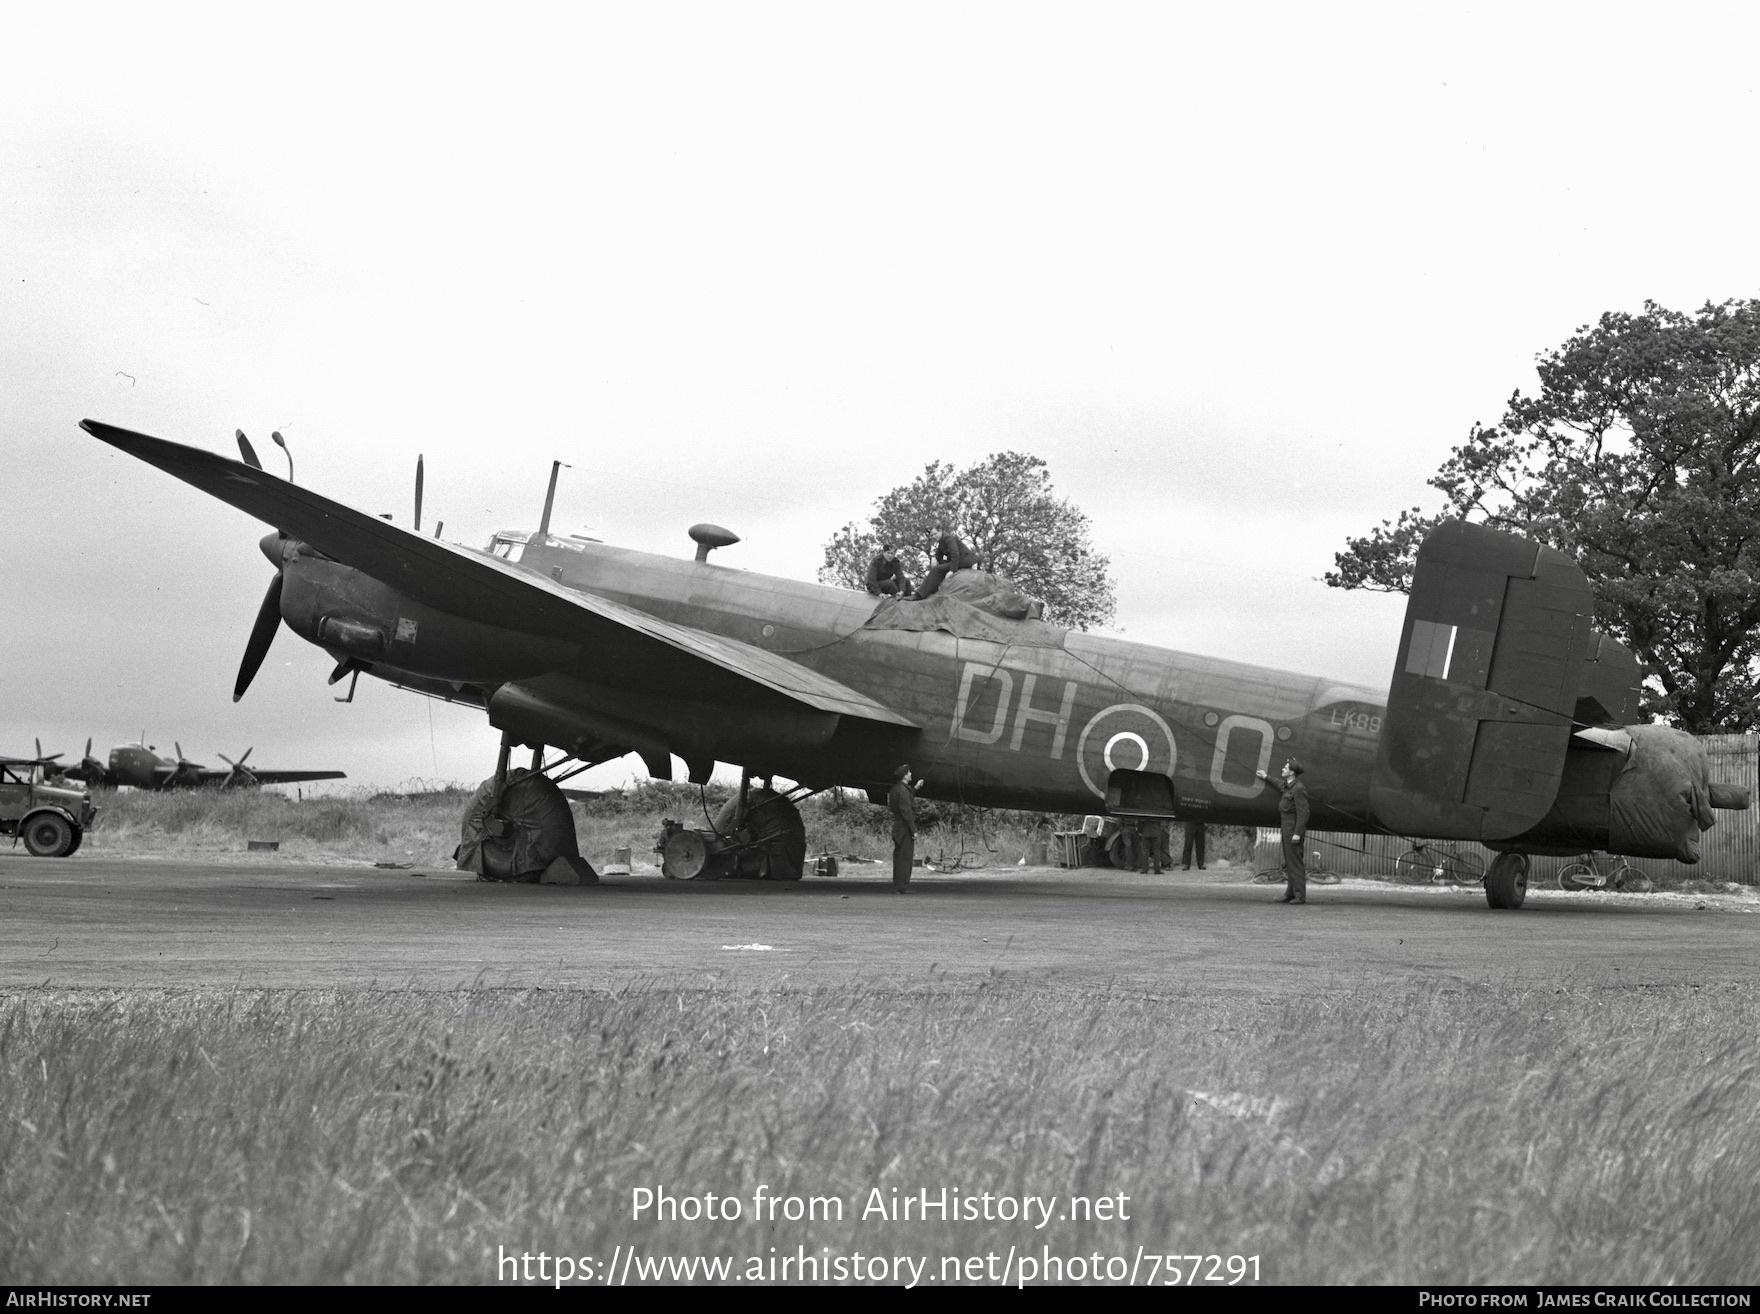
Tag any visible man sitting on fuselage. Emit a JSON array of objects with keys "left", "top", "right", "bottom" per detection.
[
  {"left": 864, "top": 544, "right": 913, "bottom": 597},
  {"left": 911, "top": 522, "right": 978, "bottom": 600}
]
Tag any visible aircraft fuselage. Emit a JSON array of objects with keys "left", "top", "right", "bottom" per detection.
[{"left": 282, "top": 532, "right": 1387, "bottom": 828}]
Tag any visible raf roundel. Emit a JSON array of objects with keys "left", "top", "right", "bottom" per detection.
[{"left": 1075, "top": 703, "right": 1178, "bottom": 799}]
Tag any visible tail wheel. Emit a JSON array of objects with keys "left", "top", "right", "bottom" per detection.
[
  {"left": 23, "top": 813, "right": 75, "bottom": 858},
  {"left": 1485, "top": 852, "right": 1529, "bottom": 909}
]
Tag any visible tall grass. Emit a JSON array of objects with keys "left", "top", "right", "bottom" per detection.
[
  {"left": 84, "top": 786, "right": 478, "bottom": 865},
  {"left": 1, "top": 982, "right": 1754, "bottom": 1284},
  {"left": 81, "top": 783, "right": 1202, "bottom": 871}
]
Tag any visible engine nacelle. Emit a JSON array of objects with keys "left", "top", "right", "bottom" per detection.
[{"left": 281, "top": 557, "right": 579, "bottom": 682}]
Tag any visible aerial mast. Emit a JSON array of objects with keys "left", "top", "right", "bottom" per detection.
[{"left": 537, "top": 460, "right": 570, "bottom": 540}]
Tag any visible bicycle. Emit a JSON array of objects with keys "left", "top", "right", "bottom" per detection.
[
  {"left": 1393, "top": 839, "right": 1486, "bottom": 887},
  {"left": 1555, "top": 853, "right": 1637, "bottom": 892},
  {"left": 1252, "top": 838, "right": 1342, "bottom": 885}
]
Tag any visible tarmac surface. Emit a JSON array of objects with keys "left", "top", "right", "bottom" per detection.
[{"left": 4, "top": 855, "right": 1757, "bottom": 996}]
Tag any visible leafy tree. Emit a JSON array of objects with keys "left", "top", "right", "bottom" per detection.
[
  {"left": 820, "top": 451, "right": 1116, "bottom": 630},
  {"left": 1328, "top": 298, "right": 1760, "bottom": 732}
]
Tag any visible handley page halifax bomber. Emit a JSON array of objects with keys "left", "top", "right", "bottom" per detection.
[
  {"left": 54, "top": 737, "right": 345, "bottom": 791},
  {"left": 81, "top": 419, "right": 1748, "bottom": 907}
]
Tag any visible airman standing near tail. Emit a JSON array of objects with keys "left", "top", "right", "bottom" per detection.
[
  {"left": 1257, "top": 759, "right": 1309, "bottom": 904},
  {"left": 911, "top": 522, "right": 978, "bottom": 600},
  {"left": 888, "top": 764, "right": 917, "bottom": 893},
  {"left": 864, "top": 544, "right": 913, "bottom": 597}
]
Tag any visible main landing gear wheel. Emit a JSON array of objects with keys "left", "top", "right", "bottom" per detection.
[
  {"left": 1485, "top": 852, "right": 1529, "bottom": 909},
  {"left": 23, "top": 813, "right": 75, "bottom": 858},
  {"left": 713, "top": 787, "right": 807, "bottom": 880}
]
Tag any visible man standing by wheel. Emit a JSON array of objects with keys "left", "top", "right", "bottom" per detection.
[
  {"left": 1256, "top": 759, "right": 1309, "bottom": 904},
  {"left": 888, "top": 764, "right": 917, "bottom": 893}
]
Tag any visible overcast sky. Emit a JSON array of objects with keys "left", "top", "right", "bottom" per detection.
[{"left": 5, "top": 3, "right": 1759, "bottom": 792}]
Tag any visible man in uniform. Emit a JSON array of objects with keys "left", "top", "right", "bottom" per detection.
[
  {"left": 1181, "top": 821, "right": 1207, "bottom": 871},
  {"left": 1257, "top": 759, "right": 1310, "bottom": 903},
  {"left": 1140, "top": 819, "right": 1169, "bottom": 874},
  {"left": 888, "top": 764, "right": 917, "bottom": 893},
  {"left": 864, "top": 544, "right": 912, "bottom": 597},
  {"left": 911, "top": 522, "right": 978, "bottom": 600}
]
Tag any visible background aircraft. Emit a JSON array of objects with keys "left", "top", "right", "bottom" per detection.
[
  {"left": 82, "top": 419, "right": 1747, "bottom": 908},
  {"left": 5, "top": 744, "right": 72, "bottom": 776},
  {"left": 57, "top": 737, "right": 345, "bottom": 790}
]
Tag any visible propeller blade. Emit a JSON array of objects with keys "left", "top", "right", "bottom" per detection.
[
  {"left": 414, "top": 454, "right": 424, "bottom": 533},
  {"left": 233, "top": 574, "right": 284, "bottom": 702},
  {"left": 223, "top": 747, "right": 256, "bottom": 789},
  {"left": 236, "top": 429, "right": 263, "bottom": 469},
  {"left": 217, "top": 749, "right": 253, "bottom": 788}
]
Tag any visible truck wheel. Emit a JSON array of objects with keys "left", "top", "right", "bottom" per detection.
[{"left": 23, "top": 813, "right": 75, "bottom": 858}]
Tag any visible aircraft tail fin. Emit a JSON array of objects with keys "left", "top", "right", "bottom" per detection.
[{"left": 1372, "top": 520, "right": 1600, "bottom": 841}]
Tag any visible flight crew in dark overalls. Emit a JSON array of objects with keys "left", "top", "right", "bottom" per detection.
[
  {"left": 912, "top": 523, "right": 978, "bottom": 600},
  {"left": 864, "top": 544, "right": 912, "bottom": 597},
  {"left": 1181, "top": 821, "right": 1207, "bottom": 870},
  {"left": 1257, "top": 759, "right": 1310, "bottom": 904},
  {"left": 888, "top": 764, "right": 917, "bottom": 893}
]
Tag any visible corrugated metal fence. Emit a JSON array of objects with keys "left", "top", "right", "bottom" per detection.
[{"left": 1256, "top": 733, "right": 1760, "bottom": 886}]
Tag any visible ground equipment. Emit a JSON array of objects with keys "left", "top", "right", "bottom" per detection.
[{"left": 0, "top": 756, "right": 98, "bottom": 857}]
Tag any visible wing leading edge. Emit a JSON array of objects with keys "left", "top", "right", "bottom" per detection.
[
  {"left": 197, "top": 770, "right": 349, "bottom": 785},
  {"left": 81, "top": 420, "right": 914, "bottom": 729}
]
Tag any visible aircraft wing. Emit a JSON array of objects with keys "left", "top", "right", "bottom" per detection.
[
  {"left": 195, "top": 769, "right": 348, "bottom": 785},
  {"left": 82, "top": 420, "right": 916, "bottom": 730}
]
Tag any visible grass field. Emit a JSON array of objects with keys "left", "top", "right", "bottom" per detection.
[
  {"left": 2, "top": 980, "right": 1755, "bottom": 1285},
  {"left": 77, "top": 783, "right": 1261, "bottom": 873}
]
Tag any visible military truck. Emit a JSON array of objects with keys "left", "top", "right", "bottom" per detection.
[{"left": 0, "top": 757, "right": 97, "bottom": 856}]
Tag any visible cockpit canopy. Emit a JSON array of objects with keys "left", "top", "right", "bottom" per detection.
[
  {"left": 486, "top": 529, "right": 602, "bottom": 560},
  {"left": 486, "top": 530, "right": 531, "bottom": 560}
]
